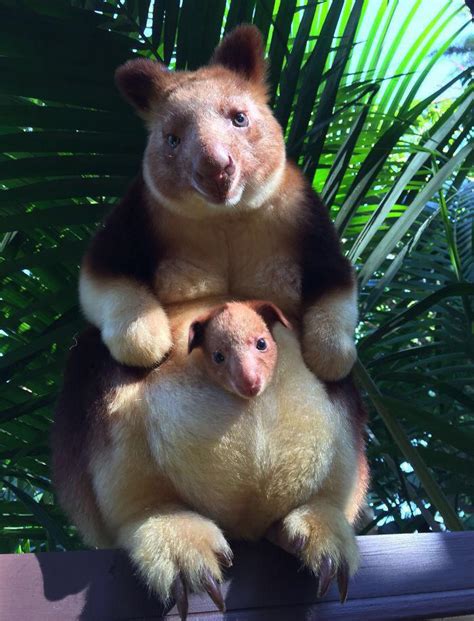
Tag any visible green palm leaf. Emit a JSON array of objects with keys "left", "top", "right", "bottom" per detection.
[{"left": 1, "top": 0, "right": 473, "bottom": 549}]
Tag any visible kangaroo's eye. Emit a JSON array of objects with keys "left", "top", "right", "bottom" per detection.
[
  {"left": 256, "top": 338, "right": 267, "bottom": 351},
  {"left": 232, "top": 112, "right": 249, "bottom": 127},
  {"left": 167, "top": 134, "right": 180, "bottom": 148},
  {"left": 213, "top": 351, "right": 225, "bottom": 364}
]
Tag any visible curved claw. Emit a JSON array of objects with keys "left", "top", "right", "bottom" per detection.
[
  {"left": 290, "top": 534, "right": 308, "bottom": 556},
  {"left": 265, "top": 521, "right": 308, "bottom": 559},
  {"left": 317, "top": 556, "right": 334, "bottom": 598},
  {"left": 337, "top": 560, "right": 349, "bottom": 604},
  {"left": 216, "top": 550, "right": 233, "bottom": 568},
  {"left": 202, "top": 572, "right": 225, "bottom": 612},
  {"left": 171, "top": 574, "right": 189, "bottom": 621}
]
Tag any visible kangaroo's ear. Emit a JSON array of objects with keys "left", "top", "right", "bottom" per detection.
[
  {"left": 115, "top": 58, "right": 175, "bottom": 119},
  {"left": 246, "top": 301, "right": 292, "bottom": 332},
  {"left": 188, "top": 319, "right": 209, "bottom": 354},
  {"left": 210, "top": 25, "right": 267, "bottom": 85}
]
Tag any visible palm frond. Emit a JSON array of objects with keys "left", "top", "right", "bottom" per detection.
[{"left": 1, "top": 0, "right": 472, "bottom": 548}]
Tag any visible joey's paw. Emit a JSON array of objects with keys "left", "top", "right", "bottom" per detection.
[
  {"left": 128, "top": 514, "right": 232, "bottom": 620},
  {"left": 102, "top": 307, "right": 172, "bottom": 367},
  {"left": 302, "top": 331, "right": 356, "bottom": 381},
  {"left": 271, "top": 506, "right": 359, "bottom": 603}
]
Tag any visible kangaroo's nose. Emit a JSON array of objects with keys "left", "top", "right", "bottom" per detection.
[{"left": 195, "top": 145, "right": 235, "bottom": 181}]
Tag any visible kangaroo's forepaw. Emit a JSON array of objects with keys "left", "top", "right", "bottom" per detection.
[
  {"left": 103, "top": 307, "right": 172, "bottom": 367},
  {"left": 302, "top": 332, "right": 357, "bottom": 381}
]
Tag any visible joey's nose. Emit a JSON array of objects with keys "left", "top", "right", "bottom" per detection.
[{"left": 238, "top": 374, "right": 262, "bottom": 398}]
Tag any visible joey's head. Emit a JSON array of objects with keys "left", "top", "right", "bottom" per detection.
[
  {"left": 115, "top": 25, "right": 286, "bottom": 218},
  {"left": 188, "top": 301, "right": 291, "bottom": 399}
]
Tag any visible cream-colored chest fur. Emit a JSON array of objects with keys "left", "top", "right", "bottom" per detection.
[
  {"left": 154, "top": 207, "right": 302, "bottom": 316},
  {"left": 144, "top": 326, "right": 349, "bottom": 539}
]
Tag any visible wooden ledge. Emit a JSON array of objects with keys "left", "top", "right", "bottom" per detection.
[{"left": 0, "top": 532, "right": 473, "bottom": 620}]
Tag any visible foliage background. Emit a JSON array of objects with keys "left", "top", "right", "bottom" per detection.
[{"left": 0, "top": 0, "right": 473, "bottom": 552}]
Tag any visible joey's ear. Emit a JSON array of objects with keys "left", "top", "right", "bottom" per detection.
[
  {"left": 210, "top": 25, "right": 267, "bottom": 85},
  {"left": 115, "top": 58, "right": 173, "bottom": 118},
  {"left": 247, "top": 301, "right": 292, "bottom": 331},
  {"left": 188, "top": 320, "right": 208, "bottom": 354}
]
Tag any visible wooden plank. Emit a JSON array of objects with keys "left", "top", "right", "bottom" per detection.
[
  {"left": 180, "top": 592, "right": 474, "bottom": 620},
  {"left": 0, "top": 533, "right": 473, "bottom": 620}
]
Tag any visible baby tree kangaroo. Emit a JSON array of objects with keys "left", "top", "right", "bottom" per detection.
[
  {"left": 53, "top": 25, "right": 368, "bottom": 620},
  {"left": 188, "top": 301, "right": 290, "bottom": 399}
]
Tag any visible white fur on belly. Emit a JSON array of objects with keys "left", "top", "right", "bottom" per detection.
[{"left": 144, "top": 326, "right": 347, "bottom": 533}]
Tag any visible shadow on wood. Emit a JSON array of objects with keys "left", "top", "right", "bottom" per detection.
[{"left": 0, "top": 532, "right": 473, "bottom": 620}]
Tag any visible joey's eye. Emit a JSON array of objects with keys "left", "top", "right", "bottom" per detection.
[
  {"left": 232, "top": 112, "right": 249, "bottom": 127},
  {"left": 256, "top": 338, "right": 267, "bottom": 351},
  {"left": 213, "top": 351, "right": 225, "bottom": 364},
  {"left": 167, "top": 134, "right": 180, "bottom": 148}
]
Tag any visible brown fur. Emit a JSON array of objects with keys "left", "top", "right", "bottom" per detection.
[
  {"left": 82, "top": 176, "right": 163, "bottom": 282},
  {"left": 54, "top": 25, "right": 368, "bottom": 611},
  {"left": 80, "top": 26, "right": 356, "bottom": 375}
]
